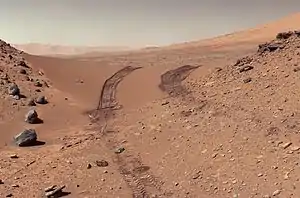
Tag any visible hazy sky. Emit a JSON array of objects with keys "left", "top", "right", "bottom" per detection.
[{"left": 0, "top": 0, "right": 300, "bottom": 47}]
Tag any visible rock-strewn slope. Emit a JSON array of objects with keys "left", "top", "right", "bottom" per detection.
[{"left": 0, "top": 39, "right": 51, "bottom": 122}]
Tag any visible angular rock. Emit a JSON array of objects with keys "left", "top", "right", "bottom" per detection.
[
  {"left": 36, "top": 96, "right": 48, "bottom": 104},
  {"left": 14, "top": 129, "right": 37, "bottom": 147},
  {"left": 25, "top": 109, "right": 39, "bottom": 124},
  {"left": 8, "top": 83, "right": 20, "bottom": 96}
]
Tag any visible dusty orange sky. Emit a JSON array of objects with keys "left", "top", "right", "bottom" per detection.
[{"left": 1, "top": 0, "right": 300, "bottom": 47}]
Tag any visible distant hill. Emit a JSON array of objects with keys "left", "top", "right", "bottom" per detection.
[{"left": 13, "top": 43, "right": 134, "bottom": 56}]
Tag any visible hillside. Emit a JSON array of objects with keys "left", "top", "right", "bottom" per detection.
[{"left": 166, "top": 13, "right": 300, "bottom": 50}]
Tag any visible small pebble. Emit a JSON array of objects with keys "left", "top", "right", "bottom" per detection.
[
  {"left": 282, "top": 142, "right": 292, "bottom": 149},
  {"left": 87, "top": 164, "right": 92, "bottom": 169},
  {"left": 212, "top": 153, "right": 218, "bottom": 158},
  {"left": 10, "top": 154, "right": 18, "bottom": 159},
  {"left": 272, "top": 189, "right": 281, "bottom": 196},
  {"left": 258, "top": 173, "right": 264, "bottom": 177}
]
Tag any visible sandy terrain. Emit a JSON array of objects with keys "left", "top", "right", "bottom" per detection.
[{"left": 0, "top": 13, "right": 300, "bottom": 198}]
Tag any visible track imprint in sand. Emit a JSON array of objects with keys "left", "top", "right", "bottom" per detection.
[
  {"left": 91, "top": 66, "right": 168, "bottom": 197},
  {"left": 98, "top": 66, "right": 142, "bottom": 110},
  {"left": 89, "top": 66, "right": 141, "bottom": 122},
  {"left": 159, "top": 65, "right": 199, "bottom": 96}
]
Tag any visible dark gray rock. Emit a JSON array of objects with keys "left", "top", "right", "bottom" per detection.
[
  {"left": 14, "top": 129, "right": 37, "bottom": 147},
  {"left": 36, "top": 96, "right": 48, "bottom": 104},
  {"left": 8, "top": 83, "right": 20, "bottom": 96},
  {"left": 25, "top": 109, "right": 39, "bottom": 124}
]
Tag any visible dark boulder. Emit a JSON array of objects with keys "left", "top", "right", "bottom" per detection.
[
  {"left": 25, "top": 109, "right": 39, "bottom": 124},
  {"left": 8, "top": 83, "right": 20, "bottom": 96},
  {"left": 36, "top": 96, "right": 48, "bottom": 104},
  {"left": 14, "top": 129, "right": 37, "bottom": 147}
]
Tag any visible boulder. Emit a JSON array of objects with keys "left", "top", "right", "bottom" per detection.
[
  {"left": 25, "top": 109, "right": 39, "bottom": 124},
  {"left": 8, "top": 83, "right": 20, "bottom": 96},
  {"left": 14, "top": 129, "right": 37, "bottom": 147},
  {"left": 36, "top": 96, "right": 48, "bottom": 104}
]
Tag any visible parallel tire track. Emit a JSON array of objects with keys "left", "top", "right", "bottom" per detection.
[
  {"left": 90, "top": 66, "right": 168, "bottom": 197},
  {"left": 159, "top": 65, "right": 199, "bottom": 96},
  {"left": 98, "top": 66, "right": 142, "bottom": 110}
]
